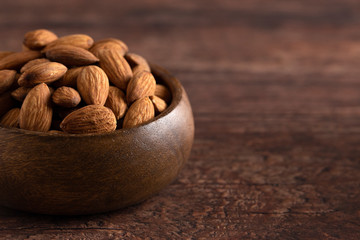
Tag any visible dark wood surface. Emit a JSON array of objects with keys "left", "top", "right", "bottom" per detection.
[{"left": 0, "top": 0, "right": 360, "bottom": 239}]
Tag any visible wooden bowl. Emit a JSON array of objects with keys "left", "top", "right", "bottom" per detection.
[{"left": 0, "top": 64, "right": 194, "bottom": 215}]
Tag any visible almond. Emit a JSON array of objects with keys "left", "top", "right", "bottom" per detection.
[
  {"left": 126, "top": 71, "right": 156, "bottom": 103},
  {"left": 19, "top": 83, "right": 53, "bottom": 132},
  {"left": 150, "top": 95, "right": 167, "bottom": 114},
  {"left": 0, "top": 51, "right": 42, "bottom": 70},
  {"left": 60, "top": 105, "right": 116, "bottom": 134},
  {"left": 0, "top": 92, "right": 16, "bottom": 117},
  {"left": 20, "top": 58, "right": 50, "bottom": 73},
  {"left": 18, "top": 62, "right": 67, "bottom": 87},
  {"left": 123, "top": 97, "right": 154, "bottom": 128},
  {"left": 42, "top": 34, "right": 94, "bottom": 52},
  {"left": 105, "top": 86, "right": 127, "bottom": 120},
  {"left": 11, "top": 86, "right": 31, "bottom": 102},
  {"left": 155, "top": 84, "right": 171, "bottom": 103},
  {"left": 90, "top": 38, "right": 128, "bottom": 58},
  {"left": 52, "top": 86, "right": 81, "bottom": 108},
  {"left": 45, "top": 45, "right": 99, "bottom": 66},
  {"left": 125, "top": 52, "right": 150, "bottom": 72},
  {"left": 0, "top": 108, "right": 20, "bottom": 128},
  {"left": 77, "top": 65, "right": 109, "bottom": 105},
  {"left": 23, "top": 29, "right": 58, "bottom": 50},
  {"left": 0, "top": 70, "right": 17, "bottom": 95},
  {"left": 98, "top": 50, "right": 132, "bottom": 90},
  {"left": 53, "top": 66, "right": 83, "bottom": 88},
  {"left": 0, "top": 51, "right": 14, "bottom": 60}
]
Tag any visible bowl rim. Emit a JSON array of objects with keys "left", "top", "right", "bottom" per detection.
[{"left": 0, "top": 63, "right": 183, "bottom": 137}]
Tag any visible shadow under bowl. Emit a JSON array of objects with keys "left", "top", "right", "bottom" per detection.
[{"left": 0, "top": 64, "right": 194, "bottom": 215}]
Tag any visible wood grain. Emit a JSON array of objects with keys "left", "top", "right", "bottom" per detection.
[{"left": 0, "top": 0, "right": 360, "bottom": 239}]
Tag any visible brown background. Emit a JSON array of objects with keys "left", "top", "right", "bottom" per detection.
[{"left": 1, "top": 0, "right": 360, "bottom": 239}]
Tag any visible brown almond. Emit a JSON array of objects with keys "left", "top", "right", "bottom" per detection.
[
  {"left": 60, "top": 105, "right": 117, "bottom": 134},
  {"left": 155, "top": 84, "right": 171, "bottom": 103},
  {"left": 11, "top": 87, "right": 31, "bottom": 102},
  {"left": 0, "top": 70, "right": 17, "bottom": 95},
  {"left": 126, "top": 71, "right": 156, "bottom": 103},
  {"left": 123, "top": 97, "right": 154, "bottom": 128},
  {"left": 105, "top": 86, "right": 127, "bottom": 120},
  {"left": 150, "top": 95, "right": 167, "bottom": 114},
  {"left": 0, "top": 51, "right": 42, "bottom": 70},
  {"left": 52, "top": 86, "right": 81, "bottom": 108},
  {"left": 90, "top": 38, "right": 128, "bottom": 58},
  {"left": 77, "top": 65, "right": 109, "bottom": 105},
  {"left": 18, "top": 62, "right": 67, "bottom": 87},
  {"left": 98, "top": 50, "right": 132, "bottom": 90},
  {"left": 45, "top": 45, "right": 99, "bottom": 66},
  {"left": 20, "top": 58, "right": 50, "bottom": 73},
  {"left": 53, "top": 66, "right": 84, "bottom": 88},
  {"left": 0, "top": 51, "right": 14, "bottom": 60},
  {"left": 0, "top": 92, "right": 16, "bottom": 117},
  {"left": 42, "top": 34, "right": 94, "bottom": 52},
  {"left": 0, "top": 108, "right": 20, "bottom": 128},
  {"left": 19, "top": 83, "right": 53, "bottom": 132},
  {"left": 125, "top": 53, "right": 150, "bottom": 71},
  {"left": 23, "top": 29, "right": 58, "bottom": 50}
]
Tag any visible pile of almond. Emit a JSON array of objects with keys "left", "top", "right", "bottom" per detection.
[{"left": 0, "top": 29, "right": 171, "bottom": 134}]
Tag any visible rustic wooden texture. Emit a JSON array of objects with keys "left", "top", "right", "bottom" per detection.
[{"left": 0, "top": 0, "right": 360, "bottom": 239}]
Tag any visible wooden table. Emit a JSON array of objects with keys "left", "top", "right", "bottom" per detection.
[{"left": 1, "top": 0, "right": 360, "bottom": 239}]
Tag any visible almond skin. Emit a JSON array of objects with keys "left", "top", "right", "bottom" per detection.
[
  {"left": 11, "top": 87, "right": 31, "bottom": 102},
  {"left": 125, "top": 52, "right": 150, "bottom": 71},
  {"left": 18, "top": 62, "right": 68, "bottom": 87},
  {"left": 19, "top": 83, "right": 53, "bottom": 132},
  {"left": 77, "top": 65, "right": 109, "bottom": 105},
  {"left": 126, "top": 71, "right": 156, "bottom": 104},
  {"left": 42, "top": 34, "right": 94, "bottom": 51},
  {"left": 0, "top": 51, "right": 14, "bottom": 60},
  {"left": 98, "top": 50, "right": 132, "bottom": 90},
  {"left": 23, "top": 29, "right": 58, "bottom": 50},
  {"left": 52, "top": 86, "right": 81, "bottom": 108},
  {"left": 0, "top": 51, "right": 42, "bottom": 70},
  {"left": 123, "top": 97, "right": 155, "bottom": 128},
  {"left": 53, "top": 66, "right": 84, "bottom": 88},
  {"left": 90, "top": 38, "right": 128, "bottom": 58},
  {"left": 0, "top": 108, "right": 20, "bottom": 127},
  {"left": 45, "top": 45, "right": 99, "bottom": 66},
  {"left": 0, "top": 70, "right": 17, "bottom": 95},
  {"left": 60, "top": 105, "right": 117, "bottom": 134},
  {"left": 20, "top": 58, "right": 50, "bottom": 73},
  {"left": 150, "top": 95, "right": 167, "bottom": 114},
  {"left": 105, "top": 86, "right": 127, "bottom": 120},
  {"left": 155, "top": 84, "right": 171, "bottom": 103}
]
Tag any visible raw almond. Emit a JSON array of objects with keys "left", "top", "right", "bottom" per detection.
[
  {"left": 53, "top": 66, "right": 83, "bottom": 88},
  {"left": 11, "top": 86, "right": 31, "bottom": 102},
  {"left": 45, "top": 45, "right": 99, "bottom": 66},
  {"left": 18, "top": 62, "right": 67, "bottom": 87},
  {"left": 90, "top": 38, "right": 128, "bottom": 58},
  {"left": 19, "top": 83, "right": 52, "bottom": 132},
  {"left": 98, "top": 50, "right": 132, "bottom": 90},
  {"left": 42, "top": 34, "right": 94, "bottom": 51},
  {"left": 0, "top": 92, "right": 17, "bottom": 118},
  {"left": 0, "top": 51, "right": 14, "bottom": 60},
  {"left": 105, "top": 86, "right": 127, "bottom": 120},
  {"left": 77, "top": 65, "right": 109, "bottom": 105},
  {"left": 23, "top": 29, "right": 58, "bottom": 50},
  {"left": 0, "top": 51, "right": 42, "bottom": 70},
  {"left": 155, "top": 84, "right": 171, "bottom": 103},
  {"left": 0, "top": 108, "right": 20, "bottom": 127},
  {"left": 0, "top": 70, "right": 17, "bottom": 94},
  {"left": 125, "top": 53, "right": 150, "bottom": 72},
  {"left": 123, "top": 97, "right": 154, "bottom": 128},
  {"left": 150, "top": 95, "right": 167, "bottom": 114},
  {"left": 60, "top": 105, "right": 117, "bottom": 134},
  {"left": 20, "top": 58, "right": 50, "bottom": 73},
  {"left": 52, "top": 86, "right": 81, "bottom": 108},
  {"left": 126, "top": 71, "right": 156, "bottom": 103}
]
